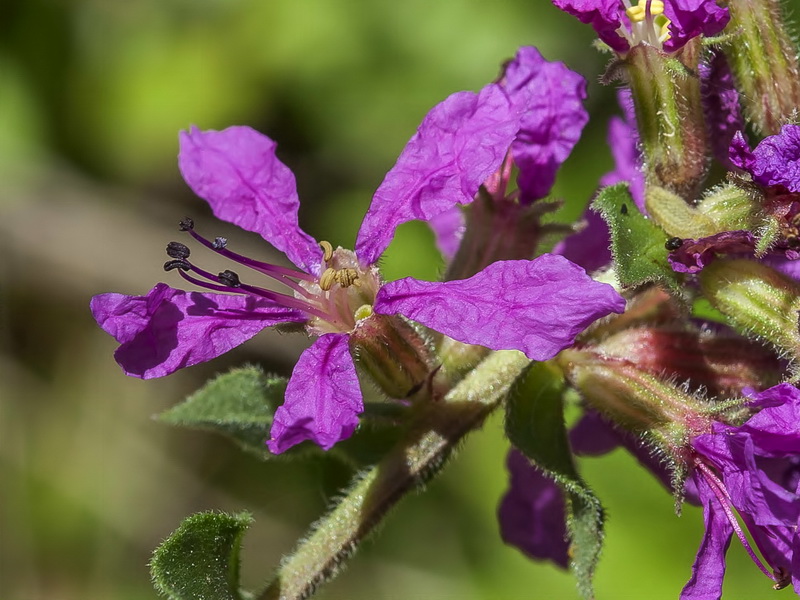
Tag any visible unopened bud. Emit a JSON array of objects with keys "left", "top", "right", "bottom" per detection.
[
  {"left": 625, "top": 41, "right": 708, "bottom": 199},
  {"left": 349, "top": 314, "right": 435, "bottom": 399},
  {"left": 721, "top": 0, "right": 800, "bottom": 135},
  {"left": 558, "top": 347, "right": 712, "bottom": 446},
  {"left": 699, "top": 259, "right": 800, "bottom": 365},
  {"left": 696, "top": 182, "right": 762, "bottom": 233},
  {"left": 645, "top": 185, "right": 719, "bottom": 238},
  {"left": 592, "top": 326, "right": 779, "bottom": 396}
]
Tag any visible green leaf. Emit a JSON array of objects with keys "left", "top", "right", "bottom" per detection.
[
  {"left": 592, "top": 183, "right": 681, "bottom": 293},
  {"left": 151, "top": 511, "right": 253, "bottom": 600},
  {"left": 158, "top": 366, "right": 289, "bottom": 460},
  {"left": 505, "top": 362, "right": 604, "bottom": 600}
]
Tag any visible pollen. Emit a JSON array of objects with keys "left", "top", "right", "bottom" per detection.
[{"left": 626, "top": 0, "right": 665, "bottom": 23}]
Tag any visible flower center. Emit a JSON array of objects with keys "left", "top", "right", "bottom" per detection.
[
  {"left": 162, "top": 218, "right": 378, "bottom": 334},
  {"left": 620, "top": 0, "right": 672, "bottom": 48}
]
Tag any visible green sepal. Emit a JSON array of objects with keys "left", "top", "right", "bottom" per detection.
[
  {"left": 157, "top": 366, "right": 299, "bottom": 460},
  {"left": 505, "top": 361, "right": 604, "bottom": 599},
  {"left": 592, "top": 183, "right": 682, "bottom": 293},
  {"left": 151, "top": 511, "right": 254, "bottom": 600}
]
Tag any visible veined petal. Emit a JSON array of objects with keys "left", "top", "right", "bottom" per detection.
[
  {"left": 90, "top": 283, "right": 305, "bottom": 379},
  {"left": 504, "top": 46, "right": 589, "bottom": 204},
  {"left": 178, "top": 126, "right": 323, "bottom": 275},
  {"left": 268, "top": 333, "right": 362, "bottom": 454},
  {"left": 746, "top": 125, "right": 800, "bottom": 193},
  {"left": 428, "top": 206, "right": 466, "bottom": 261},
  {"left": 374, "top": 256, "right": 626, "bottom": 361},
  {"left": 552, "top": 0, "right": 629, "bottom": 53},
  {"left": 662, "top": 0, "right": 729, "bottom": 54},
  {"left": 355, "top": 84, "right": 520, "bottom": 266},
  {"left": 498, "top": 450, "right": 570, "bottom": 568},
  {"left": 681, "top": 474, "right": 733, "bottom": 600}
]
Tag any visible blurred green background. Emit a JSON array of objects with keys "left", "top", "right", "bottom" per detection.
[{"left": 0, "top": 1, "right": 782, "bottom": 598}]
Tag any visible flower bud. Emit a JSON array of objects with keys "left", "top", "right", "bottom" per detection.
[
  {"left": 696, "top": 182, "right": 763, "bottom": 233},
  {"left": 699, "top": 259, "right": 800, "bottom": 364},
  {"left": 591, "top": 325, "right": 780, "bottom": 396},
  {"left": 721, "top": 0, "right": 800, "bottom": 135},
  {"left": 349, "top": 313, "right": 436, "bottom": 399},
  {"left": 624, "top": 41, "right": 709, "bottom": 200},
  {"left": 557, "top": 347, "right": 713, "bottom": 446},
  {"left": 645, "top": 185, "right": 719, "bottom": 238}
]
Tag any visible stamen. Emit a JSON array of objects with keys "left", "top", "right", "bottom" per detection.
[
  {"left": 320, "top": 240, "right": 334, "bottom": 263},
  {"left": 218, "top": 269, "right": 241, "bottom": 288},
  {"left": 164, "top": 259, "right": 191, "bottom": 271},
  {"left": 693, "top": 458, "right": 777, "bottom": 581},
  {"left": 166, "top": 241, "right": 191, "bottom": 259},
  {"left": 320, "top": 267, "right": 337, "bottom": 291},
  {"left": 213, "top": 237, "right": 228, "bottom": 249},
  {"left": 319, "top": 267, "right": 361, "bottom": 291},
  {"left": 177, "top": 261, "right": 336, "bottom": 322},
  {"left": 179, "top": 217, "right": 194, "bottom": 231}
]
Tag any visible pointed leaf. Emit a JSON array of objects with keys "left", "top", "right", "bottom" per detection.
[
  {"left": 151, "top": 511, "right": 253, "bottom": 600},
  {"left": 158, "top": 366, "right": 291, "bottom": 460},
  {"left": 592, "top": 183, "right": 682, "bottom": 293},
  {"left": 505, "top": 362, "right": 604, "bottom": 599}
]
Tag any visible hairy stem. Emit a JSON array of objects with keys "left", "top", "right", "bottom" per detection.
[{"left": 258, "top": 349, "right": 530, "bottom": 600}]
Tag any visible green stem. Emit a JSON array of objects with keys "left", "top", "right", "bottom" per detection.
[{"left": 257, "top": 350, "right": 531, "bottom": 600}]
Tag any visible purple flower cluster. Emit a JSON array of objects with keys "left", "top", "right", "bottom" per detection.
[{"left": 92, "top": 47, "right": 625, "bottom": 455}]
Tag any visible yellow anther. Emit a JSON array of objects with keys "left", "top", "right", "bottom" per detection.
[
  {"left": 335, "top": 268, "right": 361, "bottom": 288},
  {"left": 319, "top": 267, "right": 337, "bottom": 291},
  {"left": 320, "top": 240, "right": 334, "bottom": 263},
  {"left": 626, "top": 0, "right": 664, "bottom": 22}
]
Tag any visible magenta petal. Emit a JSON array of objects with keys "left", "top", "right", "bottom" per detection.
[
  {"left": 355, "top": 84, "right": 521, "bottom": 265},
  {"left": 267, "top": 333, "right": 362, "bottom": 454},
  {"left": 428, "top": 206, "right": 466, "bottom": 260},
  {"left": 663, "top": 0, "right": 729, "bottom": 53},
  {"left": 552, "top": 209, "right": 612, "bottom": 273},
  {"left": 681, "top": 474, "right": 733, "bottom": 600},
  {"left": 746, "top": 124, "right": 800, "bottom": 193},
  {"left": 552, "top": 0, "right": 629, "bottom": 52},
  {"left": 374, "top": 255, "right": 626, "bottom": 361},
  {"left": 178, "top": 126, "right": 323, "bottom": 274},
  {"left": 700, "top": 51, "right": 743, "bottom": 169},
  {"left": 90, "top": 283, "right": 305, "bottom": 379},
  {"left": 498, "top": 450, "right": 570, "bottom": 568},
  {"left": 503, "top": 46, "right": 589, "bottom": 204}
]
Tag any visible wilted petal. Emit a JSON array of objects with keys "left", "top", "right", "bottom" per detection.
[
  {"left": 663, "top": 0, "right": 729, "bottom": 54},
  {"left": 355, "top": 85, "right": 520, "bottom": 265},
  {"left": 90, "top": 283, "right": 305, "bottom": 379},
  {"left": 428, "top": 206, "right": 466, "bottom": 260},
  {"left": 374, "top": 255, "right": 625, "bottom": 361},
  {"left": 498, "top": 450, "right": 570, "bottom": 568},
  {"left": 552, "top": 0, "right": 629, "bottom": 52},
  {"left": 668, "top": 231, "right": 756, "bottom": 273},
  {"left": 681, "top": 474, "right": 733, "bottom": 600},
  {"left": 178, "top": 126, "right": 323, "bottom": 274},
  {"left": 268, "top": 333, "right": 362, "bottom": 454},
  {"left": 503, "top": 46, "right": 589, "bottom": 203}
]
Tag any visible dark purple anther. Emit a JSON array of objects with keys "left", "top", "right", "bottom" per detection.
[
  {"left": 218, "top": 269, "right": 241, "bottom": 287},
  {"left": 178, "top": 217, "right": 194, "bottom": 231},
  {"left": 164, "top": 259, "right": 191, "bottom": 271},
  {"left": 213, "top": 237, "right": 228, "bottom": 249},
  {"left": 166, "top": 241, "right": 191, "bottom": 259}
]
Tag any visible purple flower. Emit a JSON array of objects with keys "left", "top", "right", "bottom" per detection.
[
  {"left": 428, "top": 46, "right": 589, "bottom": 259},
  {"left": 730, "top": 126, "right": 800, "bottom": 194},
  {"left": 684, "top": 383, "right": 800, "bottom": 598},
  {"left": 552, "top": 0, "right": 729, "bottom": 55},
  {"left": 92, "top": 79, "right": 625, "bottom": 454},
  {"left": 553, "top": 0, "right": 730, "bottom": 54}
]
